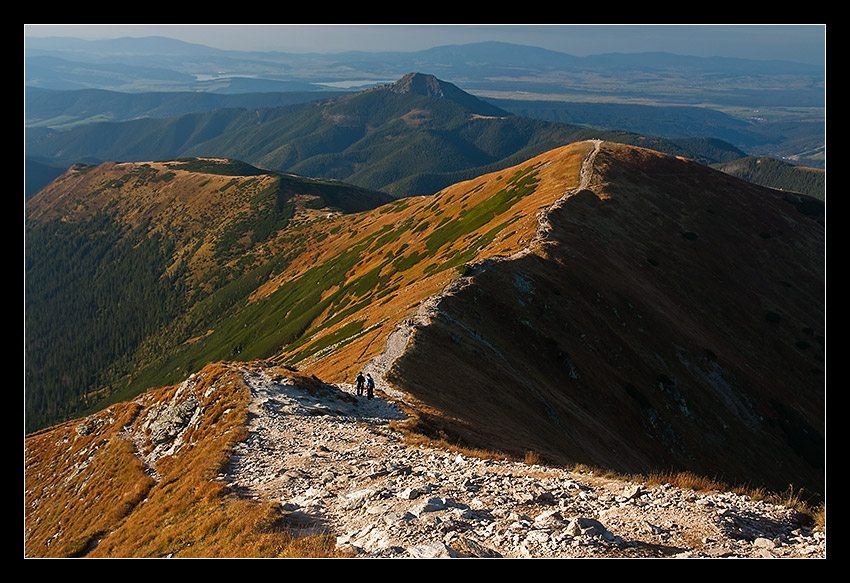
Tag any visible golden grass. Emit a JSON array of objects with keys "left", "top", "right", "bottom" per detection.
[
  {"left": 523, "top": 450, "right": 543, "bottom": 466},
  {"left": 25, "top": 362, "right": 351, "bottom": 558},
  {"left": 24, "top": 402, "right": 156, "bottom": 557},
  {"left": 644, "top": 469, "right": 730, "bottom": 492},
  {"left": 610, "top": 466, "right": 824, "bottom": 529},
  {"left": 388, "top": 411, "right": 510, "bottom": 463}
]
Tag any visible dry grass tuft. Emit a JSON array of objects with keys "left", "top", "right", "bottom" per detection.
[
  {"left": 523, "top": 450, "right": 542, "bottom": 465},
  {"left": 641, "top": 470, "right": 825, "bottom": 529},
  {"left": 645, "top": 469, "right": 729, "bottom": 493}
]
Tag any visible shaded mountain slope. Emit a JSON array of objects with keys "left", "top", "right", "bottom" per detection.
[{"left": 382, "top": 142, "right": 824, "bottom": 496}]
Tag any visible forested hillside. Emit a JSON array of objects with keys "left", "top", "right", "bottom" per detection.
[
  {"left": 25, "top": 211, "right": 186, "bottom": 431},
  {"left": 714, "top": 157, "right": 825, "bottom": 200},
  {"left": 25, "top": 159, "right": 391, "bottom": 433}
]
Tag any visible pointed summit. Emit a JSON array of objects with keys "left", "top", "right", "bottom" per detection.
[
  {"left": 385, "top": 72, "right": 510, "bottom": 117},
  {"left": 388, "top": 72, "right": 454, "bottom": 97}
]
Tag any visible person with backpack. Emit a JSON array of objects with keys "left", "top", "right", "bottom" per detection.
[
  {"left": 366, "top": 374, "right": 375, "bottom": 399},
  {"left": 355, "top": 372, "right": 365, "bottom": 396}
]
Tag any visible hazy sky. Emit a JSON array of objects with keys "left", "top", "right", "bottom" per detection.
[{"left": 24, "top": 24, "right": 826, "bottom": 65}]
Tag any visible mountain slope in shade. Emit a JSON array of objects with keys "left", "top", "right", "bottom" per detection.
[{"left": 379, "top": 142, "right": 824, "bottom": 496}]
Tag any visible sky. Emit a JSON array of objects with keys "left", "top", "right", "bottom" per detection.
[{"left": 24, "top": 24, "right": 826, "bottom": 65}]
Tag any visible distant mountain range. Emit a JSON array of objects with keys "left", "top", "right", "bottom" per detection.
[
  {"left": 24, "top": 36, "right": 824, "bottom": 102},
  {"left": 24, "top": 36, "right": 825, "bottom": 171},
  {"left": 25, "top": 72, "right": 822, "bottom": 200}
]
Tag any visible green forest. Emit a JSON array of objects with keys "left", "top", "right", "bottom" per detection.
[
  {"left": 715, "top": 157, "right": 825, "bottom": 200},
  {"left": 25, "top": 213, "right": 187, "bottom": 433}
]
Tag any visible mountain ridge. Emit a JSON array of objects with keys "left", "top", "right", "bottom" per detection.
[
  {"left": 380, "top": 141, "right": 823, "bottom": 497},
  {"left": 26, "top": 140, "right": 824, "bottom": 501}
]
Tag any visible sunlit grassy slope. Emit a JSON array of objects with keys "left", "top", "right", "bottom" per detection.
[
  {"left": 262, "top": 141, "right": 590, "bottom": 383},
  {"left": 24, "top": 361, "right": 348, "bottom": 558}
]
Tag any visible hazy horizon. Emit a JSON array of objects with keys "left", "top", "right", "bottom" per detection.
[{"left": 24, "top": 24, "right": 826, "bottom": 66}]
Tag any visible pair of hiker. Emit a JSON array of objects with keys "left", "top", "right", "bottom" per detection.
[{"left": 355, "top": 372, "right": 375, "bottom": 399}]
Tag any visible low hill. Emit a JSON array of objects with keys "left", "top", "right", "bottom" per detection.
[
  {"left": 713, "top": 156, "right": 825, "bottom": 200},
  {"left": 492, "top": 99, "right": 826, "bottom": 169},
  {"left": 24, "top": 86, "right": 348, "bottom": 131}
]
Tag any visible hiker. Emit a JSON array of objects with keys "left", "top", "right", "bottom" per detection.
[
  {"left": 355, "top": 372, "right": 365, "bottom": 396},
  {"left": 366, "top": 374, "right": 375, "bottom": 399}
]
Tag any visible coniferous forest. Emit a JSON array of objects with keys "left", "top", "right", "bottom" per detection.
[{"left": 25, "top": 212, "right": 187, "bottom": 433}]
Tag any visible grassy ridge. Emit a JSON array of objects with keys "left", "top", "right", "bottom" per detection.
[
  {"left": 25, "top": 159, "right": 392, "bottom": 432},
  {"left": 94, "top": 146, "right": 587, "bottom": 416}
]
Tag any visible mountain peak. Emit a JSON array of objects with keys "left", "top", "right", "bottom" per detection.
[
  {"left": 382, "top": 72, "right": 509, "bottom": 117},
  {"left": 388, "top": 72, "right": 451, "bottom": 97}
]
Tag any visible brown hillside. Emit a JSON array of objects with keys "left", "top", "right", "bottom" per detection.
[
  {"left": 24, "top": 361, "right": 343, "bottom": 558},
  {"left": 382, "top": 142, "right": 824, "bottom": 496},
  {"left": 26, "top": 159, "right": 283, "bottom": 283}
]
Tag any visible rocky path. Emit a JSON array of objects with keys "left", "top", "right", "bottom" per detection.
[
  {"left": 217, "top": 141, "right": 824, "bottom": 558},
  {"left": 218, "top": 362, "right": 824, "bottom": 558}
]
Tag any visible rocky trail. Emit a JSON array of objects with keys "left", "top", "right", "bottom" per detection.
[
  {"left": 217, "top": 361, "right": 824, "bottom": 558},
  {"left": 216, "top": 140, "right": 824, "bottom": 558}
]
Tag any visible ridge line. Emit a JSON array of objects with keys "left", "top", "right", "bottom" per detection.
[{"left": 363, "top": 140, "right": 603, "bottom": 405}]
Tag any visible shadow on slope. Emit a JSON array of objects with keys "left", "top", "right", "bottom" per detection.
[{"left": 387, "top": 143, "right": 825, "bottom": 498}]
